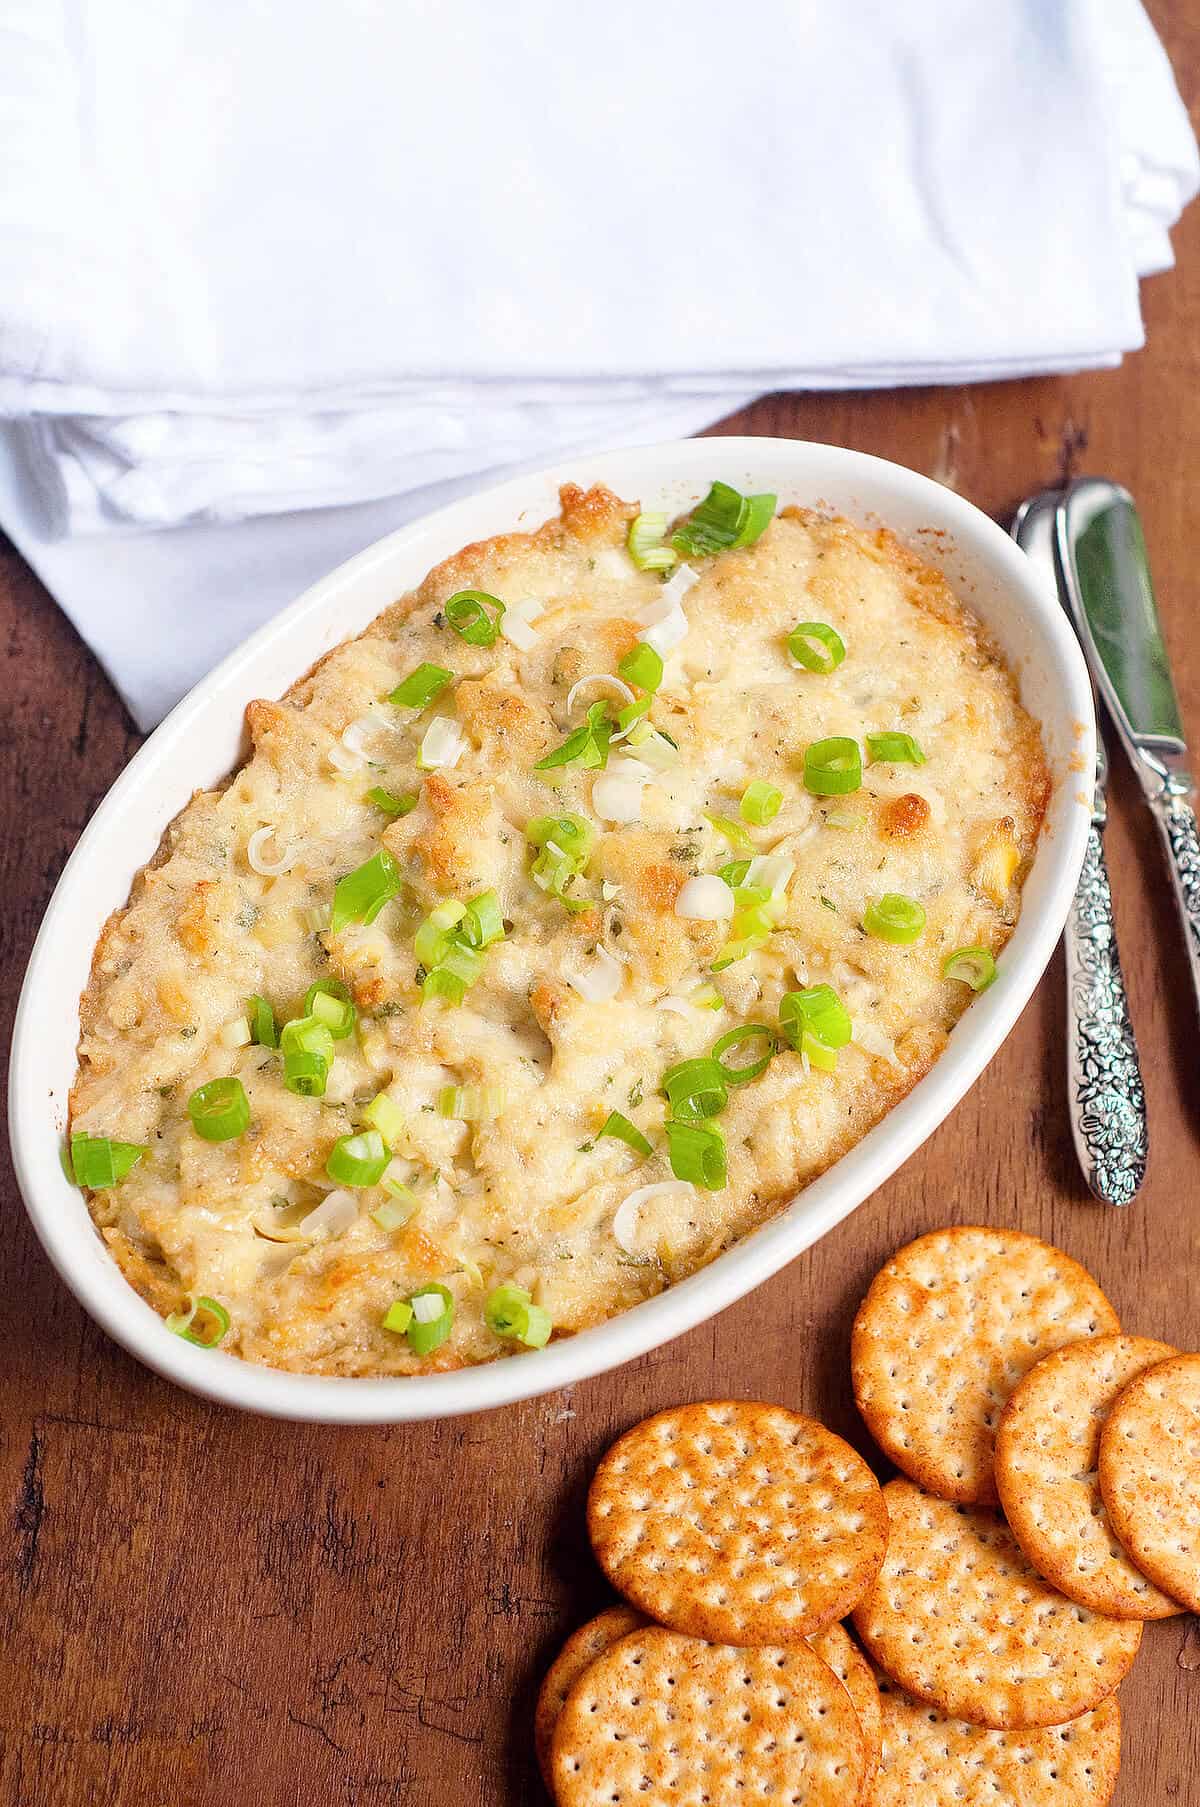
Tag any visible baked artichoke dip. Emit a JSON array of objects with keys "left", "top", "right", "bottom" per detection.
[{"left": 69, "top": 481, "right": 1049, "bottom": 1375}]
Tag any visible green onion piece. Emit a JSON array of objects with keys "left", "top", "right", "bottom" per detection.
[
  {"left": 864, "top": 893, "right": 927, "bottom": 946},
  {"left": 282, "top": 1051, "right": 329, "bottom": 1096},
  {"left": 187, "top": 1077, "right": 250, "bottom": 1143},
  {"left": 405, "top": 1283, "right": 454, "bottom": 1355},
  {"left": 711, "top": 1023, "right": 777, "bottom": 1085},
  {"left": 665, "top": 1118, "right": 727, "bottom": 1189},
  {"left": 529, "top": 844, "right": 589, "bottom": 911},
  {"left": 824, "top": 810, "right": 865, "bottom": 830},
  {"left": 717, "top": 857, "right": 752, "bottom": 888},
  {"left": 326, "top": 1129, "right": 390, "bottom": 1187},
  {"left": 484, "top": 1282, "right": 552, "bottom": 1348},
  {"left": 598, "top": 1111, "right": 653, "bottom": 1157},
  {"left": 740, "top": 780, "right": 782, "bottom": 826},
  {"left": 672, "top": 482, "right": 776, "bottom": 558},
  {"left": 614, "top": 692, "right": 654, "bottom": 734},
  {"left": 435, "top": 1083, "right": 504, "bottom": 1120},
  {"left": 381, "top": 1298, "right": 413, "bottom": 1335},
  {"left": 444, "top": 590, "right": 505, "bottom": 647},
  {"left": 361, "top": 1091, "right": 406, "bottom": 1144},
  {"left": 803, "top": 737, "right": 863, "bottom": 796},
  {"left": 779, "top": 985, "right": 853, "bottom": 1066},
  {"left": 165, "top": 1294, "right": 231, "bottom": 1348},
  {"left": 942, "top": 946, "right": 997, "bottom": 991},
  {"left": 304, "top": 979, "right": 356, "bottom": 1039},
  {"left": 526, "top": 813, "right": 596, "bottom": 861},
  {"left": 535, "top": 699, "right": 612, "bottom": 771},
  {"left": 372, "top": 1193, "right": 416, "bottom": 1231},
  {"left": 618, "top": 642, "right": 664, "bottom": 692},
  {"left": 787, "top": 621, "right": 846, "bottom": 673},
  {"left": 662, "top": 1057, "right": 728, "bottom": 1122},
  {"left": 387, "top": 662, "right": 453, "bottom": 709},
  {"left": 247, "top": 994, "right": 278, "bottom": 1048},
  {"left": 421, "top": 966, "right": 467, "bottom": 1005},
  {"left": 710, "top": 926, "right": 771, "bottom": 971},
  {"left": 627, "top": 511, "right": 678, "bottom": 573},
  {"left": 691, "top": 984, "right": 724, "bottom": 1011},
  {"left": 866, "top": 731, "right": 926, "bottom": 766},
  {"left": 330, "top": 848, "right": 401, "bottom": 933},
  {"left": 460, "top": 889, "right": 505, "bottom": 949},
  {"left": 69, "top": 1134, "right": 147, "bottom": 1189},
  {"left": 706, "top": 812, "right": 755, "bottom": 852},
  {"left": 422, "top": 941, "right": 485, "bottom": 1004},
  {"left": 280, "top": 1014, "right": 335, "bottom": 1096},
  {"left": 365, "top": 785, "right": 418, "bottom": 817}
]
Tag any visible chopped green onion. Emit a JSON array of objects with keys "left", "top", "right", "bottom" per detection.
[
  {"left": 825, "top": 810, "right": 865, "bottom": 830},
  {"left": 484, "top": 1282, "right": 553, "bottom": 1348},
  {"left": 436, "top": 1084, "right": 504, "bottom": 1120},
  {"left": 387, "top": 662, "right": 453, "bottom": 709},
  {"left": 421, "top": 940, "right": 485, "bottom": 1004},
  {"left": 662, "top": 1057, "right": 728, "bottom": 1122},
  {"left": 535, "top": 699, "right": 611, "bottom": 771},
  {"left": 867, "top": 731, "right": 926, "bottom": 766},
  {"left": 717, "top": 857, "right": 752, "bottom": 888},
  {"left": 187, "top": 1077, "right": 250, "bottom": 1143},
  {"left": 711, "top": 1023, "right": 777, "bottom": 1084},
  {"left": 780, "top": 985, "right": 852, "bottom": 1071},
  {"left": 414, "top": 899, "right": 463, "bottom": 969},
  {"left": 405, "top": 1282, "right": 454, "bottom": 1355},
  {"left": 803, "top": 737, "right": 863, "bottom": 796},
  {"left": 614, "top": 692, "right": 654, "bottom": 734},
  {"left": 665, "top": 1118, "right": 727, "bottom": 1189},
  {"left": 943, "top": 946, "right": 997, "bottom": 991},
  {"left": 690, "top": 984, "right": 724, "bottom": 1012},
  {"left": 598, "top": 1111, "right": 653, "bottom": 1158},
  {"left": 304, "top": 978, "right": 356, "bottom": 1039},
  {"left": 864, "top": 893, "right": 927, "bottom": 945},
  {"left": 280, "top": 1014, "right": 335, "bottom": 1097},
  {"left": 69, "top": 1134, "right": 147, "bottom": 1189},
  {"left": 627, "top": 511, "right": 678, "bottom": 573},
  {"left": 787, "top": 622, "right": 846, "bottom": 673},
  {"left": 444, "top": 590, "right": 505, "bottom": 648},
  {"left": 381, "top": 1298, "right": 413, "bottom": 1335},
  {"left": 460, "top": 890, "right": 505, "bottom": 949},
  {"left": 526, "top": 813, "right": 596, "bottom": 861},
  {"left": 618, "top": 642, "right": 665, "bottom": 691},
  {"left": 626, "top": 720, "right": 678, "bottom": 769},
  {"left": 706, "top": 813, "right": 755, "bottom": 852},
  {"left": 165, "top": 1294, "right": 231, "bottom": 1348},
  {"left": 330, "top": 848, "right": 401, "bottom": 933},
  {"left": 672, "top": 482, "right": 776, "bottom": 558},
  {"left": 365, "top": 786, "right": 418, "bottom": 817},
  {"left": 372, "top": 1191, "right": 416, "bottom": 1231},
  {"left": 361, "top": 1091, "right": 406, "bottom": 1144},
  {"left": 529, "top": 844, "right": 590, "bottom": 912},
  {"left": 326, "top": 1129, "right": 390, "bottom": 1187},
  {"left": 740, "top": 780, "right": 782, "bottom": 826},
  {"left": 282, "top": 1051, "right": 329, "bottom": 1096},
  {"left": 247, "top": 994, "right": 278, "bottom": 1048}
]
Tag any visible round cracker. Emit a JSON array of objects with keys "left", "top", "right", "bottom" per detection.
[
  {"left": 851, "top": 1227, "right": 1120, "bottom": 1503},
  {"left": 587, "top": 1400, "right": 888, "bottom": 1644},
  {"left": 550, "top": 1625, "right": 867, "bottom": 1807},
  {"left": 535, "top": 1606, "right": 647, "bottom": 1790},
  {"left": 809, "top": 1622, "right": 882, "bottom": 1799},
  {"left": 995, "top": 1333, "right": 1181, "bottom": 1618},
  {"left": 1098, "top": 1351, "right": 1200, "bottom": 1613},
  {"left": 869, "top": 1669, "right": 1121, "bottom": 1805},
  {"left": 851, "top": 1478, "right": 1141, "bottom": 1729}
]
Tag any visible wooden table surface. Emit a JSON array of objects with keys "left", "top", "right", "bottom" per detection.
[{"left": 3, "top": 20, "right": 1199, "bottom": 1806}]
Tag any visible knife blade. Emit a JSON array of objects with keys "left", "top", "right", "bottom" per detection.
[
  {"left": 1012, "top": 491, "right": 1146, "bottom": 1206},
  {"left": 1057, "top": 477, "right": 1200, "bottom": 1067}
]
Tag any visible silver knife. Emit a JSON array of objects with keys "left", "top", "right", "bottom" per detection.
[
  {"left": 1012, "top": 489, "right": 1147, "bottom": 1206},
  {"left": 1058, "top": 479, "right": 1200, "bottom": 1076}
]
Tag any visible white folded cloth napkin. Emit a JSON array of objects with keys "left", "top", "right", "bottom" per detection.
[{"left": 0, "top": 0, "right": 1195, "bottom": 728}]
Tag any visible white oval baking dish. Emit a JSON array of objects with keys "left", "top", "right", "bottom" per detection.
[{"left": 9, "top": 438, "right": 1094, "bottom": 1423}]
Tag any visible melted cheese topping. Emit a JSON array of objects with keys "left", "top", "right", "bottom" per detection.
[{"left": 71, "top": 485, "right": 1048, "bottom": 1375}]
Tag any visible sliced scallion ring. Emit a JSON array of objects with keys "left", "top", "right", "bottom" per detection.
[
  {"left": 662, "top": 1057, "right": 728, "bottom": 1122},
  {"left": 598, "top": 1111, "right": 653, "bottom": 1157},
  {"left": 711, "top": 1023, "right": 777, "bottom": 1085},
  {"left": 460, "top": 890, "right": 505, "bottom": 949},
  {"left": 365, "top": 785, "right": 418, "bottom": 817},
  {"left": 187, "top": 1077, "right": 250, "bottom": 1143},
  {"left": 672, "top": 482, "right": 776, "bottom": 558},
  {"left": 803, "top": 737, "right": 862, "bottom": 796},
  {"left": 68, "top": 1134, "right": 148, "bottom": 1189},
  {"left": 330, "top": 848, "right": 401, "bottom": 933},
  {"left": 387, "top": 662, "right": 453, "bottom": 709},
  {"left": 247, "top": 993, "right": 278, "bottom": 1048},
  {"left": 787, "top": 621, "right": 846, "bottom": 673},
  {"left": 526, "top": 813, "right": 595, "bottom": 861},
  {"left": 740, "top": 779, "right": 782, "bottom": 826},
  {"left": 864, "top": 893, "right": 927, "bottom": 946},
  {"left": 705, "top": 812, "right": 755, "bottom": 852},
  {"left": 165, "top": 1294, "right": 231, "bottom": 1348},
  {"left": 779, "top": 986, "right": 852, "bottom": 1070},
  {"left": 326, "top": 1129, "right": 390, "bottom": 1187},
  {"left": 536, "top": 700, "right": 612, "bottom": 771},
  {"left": 942, "top": 946, "right": 997, "bottom": 991},
  {"left": 361, "top": 1091, "right": 405, "bottom": 1144},
  {"left": 280, "top": 1014, "right": 335, "bottom": 1096},
  {"left": 618, "top": 642, "right": 664, "bottom": 692},
  {"left": 665, "top": 1118, "right": 726, "bottom": 1189},
  {"left": 304, "top": 978, "right": 356, "bottom": 1039},
  {"left": 866, "top": 731, "right": 926, "bottom": 766},
  {"left": 405, "top": 1282, "right": 454, "bottom": 1355},
  {"left": 484, "top": 1282, "right": 553, "bottom": 1348},
  {"left": 381, "top": 1298, "right": 413, "bottom": 1335},
  {"left": 627, "top": 512, "right": 678, "bottom": 573},
  {"left": 444, "top": 590, "right": 505, "bottom": 647},
  {"left": 717, "top": 858, "right": 752, "bottom": 888}
]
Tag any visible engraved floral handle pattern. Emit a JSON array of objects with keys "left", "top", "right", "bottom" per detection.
[
  {"left": 1064, "top": 821, "right": 1147, "bottom": 1206},
  {"left": 1152, "top": 780, "right": 1200, "bottom": 1013}
]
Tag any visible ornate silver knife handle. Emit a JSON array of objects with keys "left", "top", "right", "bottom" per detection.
[
  {"left": 1064, "top": 812, "right": 1148, "bottom": 1206},
  {"left": 1150, "top": 770, "right": 1200, "bottom": 1018}
]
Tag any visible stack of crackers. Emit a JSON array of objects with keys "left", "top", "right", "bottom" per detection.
[{"left": 537, "top": 1226, "right": 1199, "bottom": 1804}]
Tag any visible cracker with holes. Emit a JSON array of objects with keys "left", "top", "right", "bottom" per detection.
[
  {"left": 1098, "top": 1351, "right": 1200, "bottom": 1613},
  {"left": 587, "top": 1401, "right": 888, "bottom": 1645},
  {"left": 535, "top": 1605, "right": 647, "bottom": 1789},
  {"left": 995, "top": 1333, "right": 1181, "bottom": 1619},
  {"left": 550, "top": 1626, "right": 867, "bottom": 1807},
  {"left": 808, "top": 1622, "right": 882, "bottom": 1796},
  {"left": 851, "top": 1227, "right": 1120, "bottom": 1503},
  {"left": 851, "top": 1479, "right": 1141, "bottom": 1729},
  {"left": 869, "top": 1668, "right": 1121, "bottom": 1805}
]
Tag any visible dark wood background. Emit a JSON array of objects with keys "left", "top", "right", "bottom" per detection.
[{"left": 2, "top": 11, "right": 1198, "bottom": 1801}]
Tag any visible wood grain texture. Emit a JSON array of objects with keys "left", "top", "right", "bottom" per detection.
[{"left": 1, "top": 8, "right": 1198, "bottom": 1798}]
